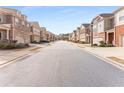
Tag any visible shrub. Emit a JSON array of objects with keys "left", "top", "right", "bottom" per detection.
[
  {"left": 25, "top": 43, "right": 30, "bottom": 47},
  {"left": 92, "top": 44, "right": 98, "bottom": 47},
  {"left": 0, "top": 43, "right": 15, "bottom": 49},
  {"left": 99, "top": 41, "right": 106, "bottom": 47},
  {"left": 31, "top": 41, "right": 38, "bottom": 43},
  {"left": 0, "top": 42, "right": 30, "bottom": 49},
  {"left": 106, "top": 44, "right": 114, "bottom": 47},
  {"left": 15, "top": 43, "right": 25, "bottom": 48}
]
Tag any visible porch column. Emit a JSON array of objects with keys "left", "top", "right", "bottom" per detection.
[
  {"left": 106, "top": 32, "right": 108, "bottom": 44},
  {"left": 113, "top": 31, "right": 115, "bottom": 45},
  {"left": 6, "top": 29, "right": 9, "bottom": 40}
]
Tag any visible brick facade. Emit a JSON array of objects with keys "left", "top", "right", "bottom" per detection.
[
  {"left": 99, "top": 32, "right": 106, "bottom": 42},
  {"left": 0, "top": 8, "right": 30, "bottom": 44},
  {"left": 115, "top": 25, "right": 124, "bottom": 46}
]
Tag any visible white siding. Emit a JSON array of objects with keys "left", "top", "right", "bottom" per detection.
[
  {"left": 97, "top": 20, "right": 104, "bottom": 32},
  {"left": 0, "top": 15, "right": 4, "bottom": 23},
  {"left": 115, "top": 9, "right": 124, "bottom": 26}
]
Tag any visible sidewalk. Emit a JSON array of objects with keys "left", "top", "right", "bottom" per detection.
[
  {"left": 70, "top": 42, "right": 124, "bottom": 67},
  {"left": 0, "top": 43, "right": 50, "bottom": 66}
]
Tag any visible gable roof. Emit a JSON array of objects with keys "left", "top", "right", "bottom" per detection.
[
  {"left": 113, "top": 7, "right": 124, "bottom": 14},
  {"left": 91, "top": 13, "right": 114, "bottom": 23}
]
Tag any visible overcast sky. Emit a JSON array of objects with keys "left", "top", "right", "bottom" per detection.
[{"left": 1, "top": 6, "right": 119, "bottom": 35}]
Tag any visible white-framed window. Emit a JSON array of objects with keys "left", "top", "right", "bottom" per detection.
[
  {"left": 15, "top": 18, "right": 20, "bottom": 25},
  {"left": 27, "top": 24, "right": 29, "bottom": 27},
  {"left": 22, "top": 21, "right": 25, "bottom": 25},
  {"left": 0, "top": 18, "right": 1, "bottom": 22},
  {"left": 119, "top": 16, "right": 124, "bottom": 21},
  {"left": 15, "top": 18, "right": 19, "bottom": 23},
  {"left": 0, "top": 15, "right": 3, "bottom": 23}
]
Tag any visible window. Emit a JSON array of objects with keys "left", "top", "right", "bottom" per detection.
[
  {"left": 119, "top": 16, "right": 124, "bottom": 21},
  {"left": 15, "top": 18, "right": 19, "bottom": 25},
  {"left": 22, "top": 21, "right": 25, "bottom": 25},
  {"left": 27, "top": 24, "right": 29, "bottom": 27},
  {"left": 0, "top": 15, "right": 2, "bottom": 23},
  {"left": 0, "top": 32, "right": 1, "bottom": 40}
]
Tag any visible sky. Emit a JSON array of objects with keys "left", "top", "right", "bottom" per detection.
[{"left": 1, "top": 6, "right": 120, "bottom": 35}]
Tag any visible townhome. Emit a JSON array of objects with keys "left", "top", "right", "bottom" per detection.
[
  {"left": 79, "top": 23, "right": 90, "bottom": 43},
  {"left": 69, "top": 33, "right": 73, "bottom": 41},
  {"left": 105, "top": 14, "right": 115, "bottom": 45},
  {"left": 45, "top": 31, "right": 51, "bottom": 41},
  {"left": 114, "top": 7, "right": 124, "bottom": 47},
  {"left": 0, "top": 8, "right": 30, "bottom": 44},
  {"left": 50, "top": 32, "right": 56, "bottom": 41},
  {"left": 40, "top": 27, "right": 56, "bottom": 42},
  {"left": 30, "top": 22, "right": 41, "bottom": 43},
  {"left": 75, "top": 27, "right": 80, "bottom": 42},
  {"left": 92, "top": 13, "right": 114, "bottom": 45},
  {"left": 58, "top": 33, "right": 70, "bottom": 41},
  {"left": 40, "top": 27, "right": 47, "bottom": 41},
  {"left": 70, "top": 30, "right": 77, "bottom": 42}
]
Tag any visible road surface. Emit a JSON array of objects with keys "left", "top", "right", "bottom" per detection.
[{"left": 0, "top": 41, "right": 124, "bottom": 87}]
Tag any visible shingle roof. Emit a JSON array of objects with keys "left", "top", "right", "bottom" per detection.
[
  {"left": 81, "top": 23, "right": 90, "bottom": 27},
  {"left": 99, "top": 13, "right": 114, "bottom": 17},
  {"left": 113, "top": 7, "right": 124, "bottom": 13}
]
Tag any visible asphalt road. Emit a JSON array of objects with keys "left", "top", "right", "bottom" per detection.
[{"left": 0, "top": 41, "right": 124, "bottom": 87}]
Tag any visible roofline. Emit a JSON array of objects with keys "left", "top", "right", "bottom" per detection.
[
  {"left": 91, "top": 13, "right": 114, "bottom": 23},
  {"left": 0, "top": 7, "right": 20, "bottom": 12},
  {"left": 113, "top": 6, "right": 124, "bottom": 14}
]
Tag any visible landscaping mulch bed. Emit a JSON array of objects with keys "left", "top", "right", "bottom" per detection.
[
  {"left": 29, "top": 47, "right": 42, "bottom": 51},
  {"left": 107, "top": 56, "right": 124, "bottom": 64}
]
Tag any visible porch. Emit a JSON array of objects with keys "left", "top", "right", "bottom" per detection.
[
  {"left": 106, "top": 29, "right": 115, "bottom": 45},
  {"left": 0, "top": 25, "right": 10, "bottom": 41}
]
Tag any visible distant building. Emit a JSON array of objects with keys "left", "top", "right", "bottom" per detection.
[
  {"left": 30, "top": 22, "right": 41, "bottom": 42},
  {"left": 58, "top": 33, "right": 70, "bottom": 41},
  {"left": 80, "top": 23, "right": 91, "bottom": 43}
]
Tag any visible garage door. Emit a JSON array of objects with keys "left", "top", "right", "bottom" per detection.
[{"left": 122, "top": 35, "right": 124, "bottom": 47}]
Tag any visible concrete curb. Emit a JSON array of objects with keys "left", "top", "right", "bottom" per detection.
[
  {"left": 77, "top": 45, "right": 124, "bottom": 70},
  {"left": 0, "top": 54, "right": 30, "bottom": 68},
  {"left": 0, "top": 43, "right": 51, "bottom": 68}
]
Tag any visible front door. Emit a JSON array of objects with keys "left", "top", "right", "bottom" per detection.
[{"left": 108, "top": 32, "right": 114, "bottom": 44}]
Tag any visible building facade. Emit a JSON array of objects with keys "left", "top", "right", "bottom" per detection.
[
  {"left": 92, "top": 13, "right": 114, "bottom": 45},
  {"left": 79, "top": 24, "right": 90, "bottom": 43},
  {"left": 40, "top": 27, "right": 47, "bottom": 41},
  {"left": 114, "top": 7, "right": 124, "bottom": 47},
  {"left": 30, "top": 22, "right": 41, "bottom": 42},
  {"left": 0, "top": 8, "right": 30, "bottom": 44}
]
